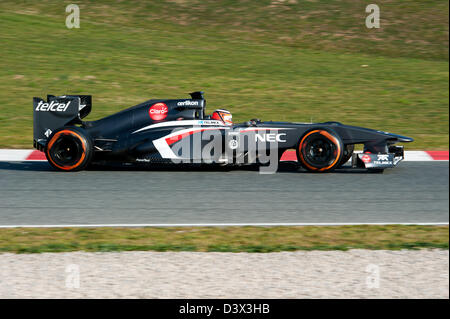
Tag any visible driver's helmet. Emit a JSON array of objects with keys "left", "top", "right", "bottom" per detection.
[{"left": 211, "top": 109, "right": 232, "bottom": 125}]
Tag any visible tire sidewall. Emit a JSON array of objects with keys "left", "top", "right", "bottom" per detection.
[
  {"left": 297, "top": 128, "right": 344, "bottom": 172},
  {"left": 45, "top": 126, "right": 93, "bottom": 171}
]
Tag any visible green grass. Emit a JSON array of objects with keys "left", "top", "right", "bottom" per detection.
[
  {"left": 0, "top": 0, "right": 448, "bottom": 149},
  {"left": 0, "top": 225, "right": 447, "bottom": 253}
]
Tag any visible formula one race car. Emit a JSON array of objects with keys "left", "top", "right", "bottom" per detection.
[{"left": 33, "top": 92, "right": 413, "bottom": 172}]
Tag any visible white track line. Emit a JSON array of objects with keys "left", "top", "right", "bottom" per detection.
[{"left": 0, "top": 222, "right": 447, "bottom": 228}]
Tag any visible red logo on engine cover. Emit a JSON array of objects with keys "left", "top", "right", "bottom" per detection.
[
  {"left": 149, "top": 103, "right": 168, "bottom": 121},
  {"left": 361, "top": 155, "right": 372, "bottom": 164}
]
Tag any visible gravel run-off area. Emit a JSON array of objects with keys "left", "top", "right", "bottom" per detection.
[{"left": 0, "top": 249, "right": 448, "bottom": 298}]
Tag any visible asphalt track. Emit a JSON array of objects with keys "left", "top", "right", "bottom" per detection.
[{"left": 0, "top": 161, "right": 448, "bottom": 226}]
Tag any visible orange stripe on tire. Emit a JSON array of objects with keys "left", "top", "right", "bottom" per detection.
[{"left": 46, "top": 130, "right": 86, "bottom": 171}]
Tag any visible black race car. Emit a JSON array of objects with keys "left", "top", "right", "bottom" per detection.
[{"left": 33, "top": 92, "right": 413, "bottom": 172}]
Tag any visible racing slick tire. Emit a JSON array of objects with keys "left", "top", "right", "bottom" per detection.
[
  {"left": 45, "top": 126, "right": 93, "bottom": 172},
  {"left": 337, "top": 144, "right": 355, "bottom": 168},
  {"left": 297, "top": 128, "right": 344, "bottom": 173}
]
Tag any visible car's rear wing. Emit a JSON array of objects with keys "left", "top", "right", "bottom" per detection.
[{"left": 33, "top": 95, "right": 92, "bottom": 150}]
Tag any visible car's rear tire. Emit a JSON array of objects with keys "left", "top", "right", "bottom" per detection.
[
  {"left": 45, "top": 126, "right": 93, "bottom": 172},
  {"left": 297, "top": 129, "right": 344, "bottom": 173}
]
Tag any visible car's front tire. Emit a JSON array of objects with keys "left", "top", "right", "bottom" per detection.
[
  {"left": 45, "top": 126, "right": 93, "bottom": 172},
  {"left": 297, "top": 129, "right": 344, "bottom": 173}
]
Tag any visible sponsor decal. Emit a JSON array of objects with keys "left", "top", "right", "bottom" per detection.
[
  {"left": 198, "top": 120, "right": 224, "bottom": 126},
  {"left": 361, "top": 154, "right": 372, "bottom": 164},
  {"left": 149, "top": 103, "right": 168, "bottom": 121},
  {"left": 228, "top": 139, "right": 239, "bottom": 150},
  {"left": 255, "top": 133, "right": 287, "bottom": 143},
  {"left": 177, "top": 100, "right": 199, "bottom": 106},
  {"left": 361, "top": 154, "right": 394, "bottom": 166},
  {"left": 35, "top": 100, "right": 71, "bottom": 112},
  {"left": 374, "top": 154, "right": 393, "bottom": 165},
  {"left": 44, "top": 129, "right": 52, "bottom": 138}
]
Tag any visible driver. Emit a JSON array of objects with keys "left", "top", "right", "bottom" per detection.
[{"left": 211, "top": 109, "right": 233, "bottom": 125}]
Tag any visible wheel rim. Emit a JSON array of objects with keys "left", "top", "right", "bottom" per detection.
[
  {"left": 304, "top": 137, "right": 337, "bottom": 167},
  {"left": 52, "top": 136, "right": 82, "bottom": 166}
]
